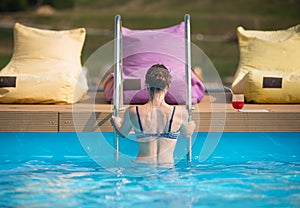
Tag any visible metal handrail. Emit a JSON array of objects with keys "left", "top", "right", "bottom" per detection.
[
  {"left": 185, "top": 14, "right": 193, "bottom": 162},
  {"left": 113, "top": 14, "right": 193, "bottom": 162},
  {"left": 113, "top": 14, "right": 122, "bottom": 160}
]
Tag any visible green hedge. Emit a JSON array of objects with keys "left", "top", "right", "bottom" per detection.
[
  {"left": 0, "top": 0, "right": 74, "bottom": 12},
  {"left": 0, "top": 0, "right": 28, "bottom": 12},
  {"left": 43, "top": 0, "right": 74, "bottom": 10}
]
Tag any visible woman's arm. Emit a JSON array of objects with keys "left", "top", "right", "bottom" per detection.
[
  {"left": 110, "top": 108, "right": 132, "bottom": 138},
  {"left": 179, "top": 107, "right": 196, "bottom": 138}
]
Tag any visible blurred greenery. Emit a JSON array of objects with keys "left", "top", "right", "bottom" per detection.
[
  {"left": 0, "top": 0, "right": 75, "bottom": 11},
  {"left": 0, "top": 0, "right": 299, "bottom": 83},
  {"left": 0, "top": 0, "right": 28, "bottom": 12},
  {"left": 43, "top": 0, "right": 75, "bottom": 10}
]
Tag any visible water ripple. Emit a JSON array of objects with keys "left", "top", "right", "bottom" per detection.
[{"left": 0, "top": 159, "right": 300, "bottom": 207}]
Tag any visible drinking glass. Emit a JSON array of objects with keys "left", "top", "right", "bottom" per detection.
[{"left": 232, "top": 94, "right": 244, "bottom": 110}]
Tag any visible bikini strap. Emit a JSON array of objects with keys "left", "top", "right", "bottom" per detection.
[
  {"left": 136, "top": 106, "right": 143, "bottom": 132},
  {"left": 168, "top": 106, "right": 176, "bottom": 132}
]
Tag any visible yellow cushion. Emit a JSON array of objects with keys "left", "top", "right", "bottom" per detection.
[
  {"left": 231, "top": 25, "right": 300, "bottom": 103},
  {"left": 236, "top": 70, "right": 300, "bottom": 103},
  {"left": 0, "top": 23, "right": 88, "bottom": 103}
]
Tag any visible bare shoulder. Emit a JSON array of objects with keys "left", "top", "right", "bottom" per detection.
[
  {"left": 122, "top": 106, "right": 136, "bottom": 120},
  {"left": 128, "top": 106, "right": 136, "bottom": 114},
  {"left": 175, "top": 106, "right": 189, "bottom": 118}
]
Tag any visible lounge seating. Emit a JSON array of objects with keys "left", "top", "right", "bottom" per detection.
[
  {"left": 103, "top": 16, "right": 205, "bottom": 105},
  {"left": 232, "top": 25, "right": 300, "bottom": 103},
  {"left": 0, "top": 23, "right": 88, "bottom": 104}
]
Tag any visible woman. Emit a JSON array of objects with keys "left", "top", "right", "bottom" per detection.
[{"left": 111, "top": 64, "right": 196, "bottom": 165}]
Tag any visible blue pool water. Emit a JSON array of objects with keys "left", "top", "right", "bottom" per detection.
[{"left": 0, "top": 132, "right": 300, "bottom": 207}]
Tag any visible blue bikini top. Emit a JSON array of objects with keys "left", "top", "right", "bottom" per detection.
[{"left": 135, "top": 106, "right": 180, "bottom": 140}]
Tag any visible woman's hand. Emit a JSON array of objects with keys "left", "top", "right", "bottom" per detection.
[
  {"left": 179, "top": 107, "right": 196, "bottom": 138},
  {"left": 186, "top": 120, "right": 196, "bottom": 137},
  {"left": 111, "top": 116, "right": 122, "bottom": 130},
  {"left": 180, "top": 120, "right": 196, "bottom": 138},
  {"left": 110, "top": 111, "right": 132, "bottom": 138}
]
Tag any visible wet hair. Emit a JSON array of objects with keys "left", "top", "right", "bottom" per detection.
[{"left": 145, "top": 64, "right": 172, "bottom": 100}]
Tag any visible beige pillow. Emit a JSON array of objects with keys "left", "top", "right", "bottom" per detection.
[
  {"left": 231, "top": 25, "right": 300, "bottom": 103},
  {"left": 0, "top": 23, "right": 88, "bottom": 103},
  {"left": 236, "top": 70, "right": 300, "bottom": 103}
]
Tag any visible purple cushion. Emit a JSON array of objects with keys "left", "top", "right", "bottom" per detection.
[{"left": 104, "top": 22, "right": 205, "bottom": 104}]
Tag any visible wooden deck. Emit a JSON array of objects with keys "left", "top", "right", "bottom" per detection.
[{"left": 0, "top": 92, "right": 300, "bottom": 132}]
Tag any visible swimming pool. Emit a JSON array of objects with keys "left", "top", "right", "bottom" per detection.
[{"left": 1, "top": 132, "right": 300, "bottom": 207}]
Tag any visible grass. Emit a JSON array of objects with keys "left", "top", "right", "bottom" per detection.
[{"left": 0, "top": 0, "right": 299, "bottom": 83}]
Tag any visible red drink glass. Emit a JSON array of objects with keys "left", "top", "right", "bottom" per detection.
[{"left": 232, "top": 94, "right": 244, "bottom": 110}]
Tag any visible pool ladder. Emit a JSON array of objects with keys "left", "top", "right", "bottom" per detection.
[{"left": 113, "top": 14, "right": 193, "bottom": 162}]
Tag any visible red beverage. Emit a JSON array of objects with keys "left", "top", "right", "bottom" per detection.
[
  {"left": 232, "top": 94, "right": 244, "bottom": 110},
  {"left": 232, "top": 101, "right": 244, "bottom": 109}
]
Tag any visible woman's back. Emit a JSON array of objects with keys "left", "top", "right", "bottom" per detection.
[
  {"left": 132, "top": 103, "right": 180, "bottom": 134},
  {"left": 129, "top": 103, "right": 184, "bottom": 164},
  {"left": 111, "top": 64, "right": 196, "bottom": 166}
]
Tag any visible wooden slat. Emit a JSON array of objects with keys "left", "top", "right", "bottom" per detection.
[
  {"left": 0, "top": 93, "right": 299, "bottom": 132},
  {"left": 194, "top": 112, "right": 300, "bottom": 132},
  {"left": 59, "top": 112, "right": 113, "bottom": 132},
  {"left": 0, "top": 112, "right": 58, "bottom": 132}
]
